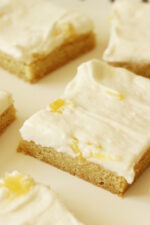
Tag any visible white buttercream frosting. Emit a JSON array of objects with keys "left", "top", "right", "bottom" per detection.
[
  {"left": 103, "top": 1, "right": 150, "bottom": 64},
  {"left": 20, "top": 59, "right": 150, "bottom": 184},
  {"left": 0, "top": 0, "right": 93, "bottom": 64},
  {"left": 0, "top": 90, "right": 13, "bottom": 115},
  {"left": 0, "top": 171, "right": 84, "bottom": 225}
]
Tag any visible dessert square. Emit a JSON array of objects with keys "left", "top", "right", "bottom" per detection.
[
  {"left": 0, "top": 171, "right": 84, "bottom": 224},
  {"left": 0, "top": 0, "right": 95, "bottom": 83},
  {"left": 18, "top": 59, "right": 150, "bottom": 195},
  {"left": 0, "top": 91, "right": 16, "bottom": 134},
  {"left": 103, "top": 1, "right": 150, "bottom": 78}
]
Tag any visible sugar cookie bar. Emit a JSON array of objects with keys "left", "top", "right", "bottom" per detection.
[
  {"left": 0, "top": 91, "right": 15, "bottom": 134},
  {"left": 0, "top": 0, "right": 95, "bottom": 83},
  {"left": 103, "top": 1, "right": 150, "bottom": 78},
  {"left": 18, "top": 60, "right": 150, "bottom": 195}
]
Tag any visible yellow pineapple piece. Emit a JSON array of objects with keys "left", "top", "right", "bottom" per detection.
[
  {"left": 87, "top": 142, "right": 103, "bottom": 151},
  {"left": 90, "top": 152, "right": 112, "bottom": 161},
  {"left": 106, "top": 90, "right": 124, "bottom": 100},
  {"left": 70, "top": 137, "right": 80, "bottom": 154},
  {"left": 95, "top": 153, "right": 112, "bottom": 161},
  {"left": 70, "top": 137, "right": 87, "bottom": 164},
  {"left": 49, "top": 98, "right": 65, "bottom": 114},
  {"left": 0, "top": 172, "right": 35, "bottom": 200}
]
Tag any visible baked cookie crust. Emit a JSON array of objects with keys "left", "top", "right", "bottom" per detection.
[
  {"left": 0, "top": 32, "right": 95, "bottom": 83},
  {"left": 17, "top": 139, "right": 150, "bottom": 196}
]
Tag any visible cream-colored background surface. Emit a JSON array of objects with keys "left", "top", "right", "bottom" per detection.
[{"left": 0, "top": 0, "right": 150, "bottom": 225}]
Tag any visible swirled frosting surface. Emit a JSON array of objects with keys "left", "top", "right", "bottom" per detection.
[{"left": 20, "top": 60, "right": 150, "bottom": 183}]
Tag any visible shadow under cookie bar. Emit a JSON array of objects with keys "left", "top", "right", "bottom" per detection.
[
  {"left": 106, "top": 61, "right": 150, "bottom": 79},
  {"left": 0, "top": 105, "right": 16, "bottom": 134},
  {"left": 17, "top": 139, "right": 150, "bottom": 196},
  {"left": 0, "top": 32, "right": 95, "bottom": 83}
]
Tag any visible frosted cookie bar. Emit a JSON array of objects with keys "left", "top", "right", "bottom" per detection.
[
  {"left": 0, "top": 91, "right": 15, "bottom": 134},
  {"left": 0, "top": 0, "right": 95, "bottom": 83},
  {"left": 103, "top": 1, "right": 150, "bottom": 78},
  {"left": 18, "top": 60, "right": 150, "bottom": 195},
  {"left": 0, "top": 171, "right": 84, "bottom": 225}
]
